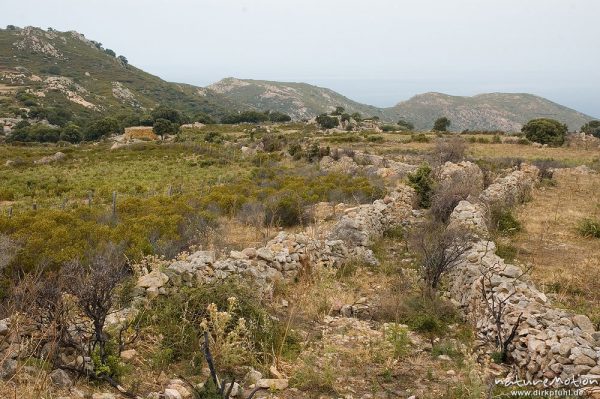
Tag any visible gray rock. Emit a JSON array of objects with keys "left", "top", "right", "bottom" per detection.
[
  {"left": 0, "top": 359, "right": 17, "bottom": 379},
  {"left": 573, "top": 315, "right": 596, "bottom": 334},
  {"left": 50, "top": 368, "right": 73, "bottom": 388},
  {"left": 256, "top": 248, "right": 274, "bottom": 262},
  {"left": 164, "top": 388, "right": 182, "bottom": 399}
]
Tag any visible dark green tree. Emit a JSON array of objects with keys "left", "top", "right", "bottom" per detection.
[
  {"left": 397, "top": 119, "right": 415, "bottom": 131},
  {"left": 153, "top": 118, "right": 178, "bottom": 139},
  {"left": 268, "top": 111, "right": 292, "bottom": 122},
  {"left": 60, "top": 123, "right": 82, "bottom": 143},
  {"left": 433, "top": 117, "right": 451, "bottom": 132},
  {"left": 151, "top": 106, "right": 183, "bottom": 125},
  {"left": 117, "top": 55, "right": 128, "bottom": 65},
  {"left": 104, "top": 49, "right": 116, "bottom": 57},
  {"left": 315, "top": 114, "right": 339, "bottom": 129},
  {"left": 407, "top": 163, "right": 434, "bottom": 208},
  {"left": 581, "top": 120, "right": 600, "bottom": 138},
  {"left": 521, "top": 118, "right": 568, "bottom": 146},
  {"left": 84, "top": 117, "right": 120, "bottom": 141},
  {"left": 194, "top": 112, "right": 216, "bottom": 124},
  {"left": 331, "top": 106, "right": 345, "bottom": 116}
]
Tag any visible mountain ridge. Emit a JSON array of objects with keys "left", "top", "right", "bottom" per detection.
[{"left": 0, "top": 25, "right": 595, "bottom": 132}]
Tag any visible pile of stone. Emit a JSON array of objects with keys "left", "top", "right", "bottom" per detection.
[{"left": 443, "top": 162, "right": 600, "bottom": 382}]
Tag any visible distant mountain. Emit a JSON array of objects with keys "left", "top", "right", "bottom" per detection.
[
  {"left": 388, "top": 92, "right": 594, "bottom": 132},
  {"left": 208, "top": 77, "right": 388, "bottom": 121},
  {"left": 0, "top": 26, "right": 236, "bottom": 122},
  {"left": 0, "top": 26, "right": 594, "bottom": 132}
]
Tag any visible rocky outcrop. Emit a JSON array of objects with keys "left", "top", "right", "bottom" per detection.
[{"left": 34, "top": 151, "right": 65, "bottom": 165}]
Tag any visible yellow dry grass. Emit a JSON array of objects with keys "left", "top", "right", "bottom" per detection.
[{"left": 511, "top": 170, "right": 600, "bottom": 322}]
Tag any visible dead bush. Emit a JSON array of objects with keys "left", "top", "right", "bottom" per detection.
[
  {"left": 410, "top": 220, "right": 471, "bottom": 291},
  {"left": 430, "top": 174, "right": 482, "bottom": 223},
  {"left": 433, "top": 136, "right": 467, "bottom": 165}
]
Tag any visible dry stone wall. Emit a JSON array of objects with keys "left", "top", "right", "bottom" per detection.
[
  {"left": 133, "top": 185, "right": 416, "bottom": 301},
  {"left": 445, "top": 163, "right": 600, "bottom": 382}
]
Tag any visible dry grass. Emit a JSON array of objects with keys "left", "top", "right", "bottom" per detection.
[{"left": 510, "top": 170, "right": 600, "bottom": 323}]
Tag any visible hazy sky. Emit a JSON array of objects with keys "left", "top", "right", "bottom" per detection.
[{"left": 3, "top": 0, "right": 600, "bottom": 116}]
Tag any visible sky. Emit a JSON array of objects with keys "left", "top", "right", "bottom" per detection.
[{"left": 2, "top": 0, "right": 600, "bottom": 116}]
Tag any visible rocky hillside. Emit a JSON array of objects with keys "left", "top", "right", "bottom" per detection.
[
  {"left": 0, "top": 26, "right": 237, "bottom": 121},
  {"left": 388, "top": 92, "right": 594, "bottom": 132},
  {"left": 211, "top": 80, "right": 594, "bottom": 131},
  {"left": 1, "top": 26, "right": 594, "bottom": 131},
  {"left": 208, "top": 77, "right": 389, "bottom": 121}
]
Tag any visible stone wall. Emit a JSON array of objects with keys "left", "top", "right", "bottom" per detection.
[
  {"left": 445, "top": 163, "right": 600, "bottom": 382},
  {"left": 134, "top": 184, "right": 416, "bottom": 301}
]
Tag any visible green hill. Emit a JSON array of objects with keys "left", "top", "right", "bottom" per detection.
[
  {"left": 208, "top": 77, "right": 389, "bottom": 121},
  {"left": 0, "top": 26, "right": 594, "bottom": 132},
  {"left": 0, "top": 26, "right": 236, "bottom": 123},
  {"left": 387, "top": 92, "right": 594, "bottom": 131}
]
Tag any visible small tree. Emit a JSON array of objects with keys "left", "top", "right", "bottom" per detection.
[
  {"left": 433, "top": 117, "right": 451, "bottom": 132},
  {"left": 268, "top": 111, "right": 291, "bottom": 122},
  {"left": 316, "top": 114, "right": 339, "bottom": 129},
  {"left": 581, "top": 120, "right": 600, "bottom": 138},
  {"left": 433, "top": 136, "right": 466, "bottom": 164},
  {"left": 521, "top": 118, "right": 567, "bottom": 146},
  {"left": 63, "top": 244, "right": 129, "bottom": 378},
  {"left": 153, "top": 118, "right": 177, "bottom": 139},
  {"left": 331, "top": 106, "right": 345, "bottom": 116},
  {"left": 60, "top": 123, "right": 82, "bottom": 143},
  {"left": 407, "top": 163, "right": 434, "bottom": 208},
  {"left": 117, "top": 55, "right": 128, "bottom": 65},
  {"left": 151, "top": 105, "right": 183, "bottom": 125},
  {"left": 104, "top": 49, "right": 116, "bottom": 57},
  {"left": 397, "top": 119, "right": 414, "bottom": 131},
  {"left": 479, "top": 248, "right": 530, "bottom": 363},
  {"left": 84, "top": 117, "right": 120, "bottom": 141}
]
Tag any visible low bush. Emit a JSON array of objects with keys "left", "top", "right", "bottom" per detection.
[
  {"left": 489, "top": 207, "right": 522, "bottom": 236},
  {"left": 578, "top": 218, "right": 600, "bottom": 238},
  {"left": 140, "top": 281, "right": 300, "bottom": 372},
  {"left": 433, "top": 136, "right": 467, "bottom": 164},
  {"left": 395, "top": 293, "right": 458, "bottom": 343},
  {"left": 407, "top": 163, "right": 434, "bottom": 208},
  {"left": 430, "top": 174, "right": 481, "bottom": 223}
]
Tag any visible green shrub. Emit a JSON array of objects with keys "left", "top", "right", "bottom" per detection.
[
  {"left": 578, "top": 218, "right": 600, "bottom": 238},
  {"left": 495, "top": 243, "right": 518, "bottom": 262},
  {"left": 581, "top": 120, "right": 600, "bottom": 138},
  {"left": 366, "top": 134, "right": 384, "bottom": 142},
  {"left": 264, "top": 191, "right": 306, "bottom": 227},
  {"left": 522, "top": 118, "right": 567, "bottom": 146},
  {"left": 315, "top": 114, "right": 339, "bottom": 129},
  {"left": 204, "top": 131, "right": 224, "bottom": 143},
  {"left": 140, "top": 281, "right": 299, "bottom": 370},
  {"left": 396, "top": 293, "right": 458, "bottom": 342},
  {"left": 407, "top": 163, "right": 434, "bottom": 208},
  {"left": 490, "top": 207, "right": 521, "bottom": 236},
  {"left": 410, "top": 133, "right": 430, "bottom": 143}
]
